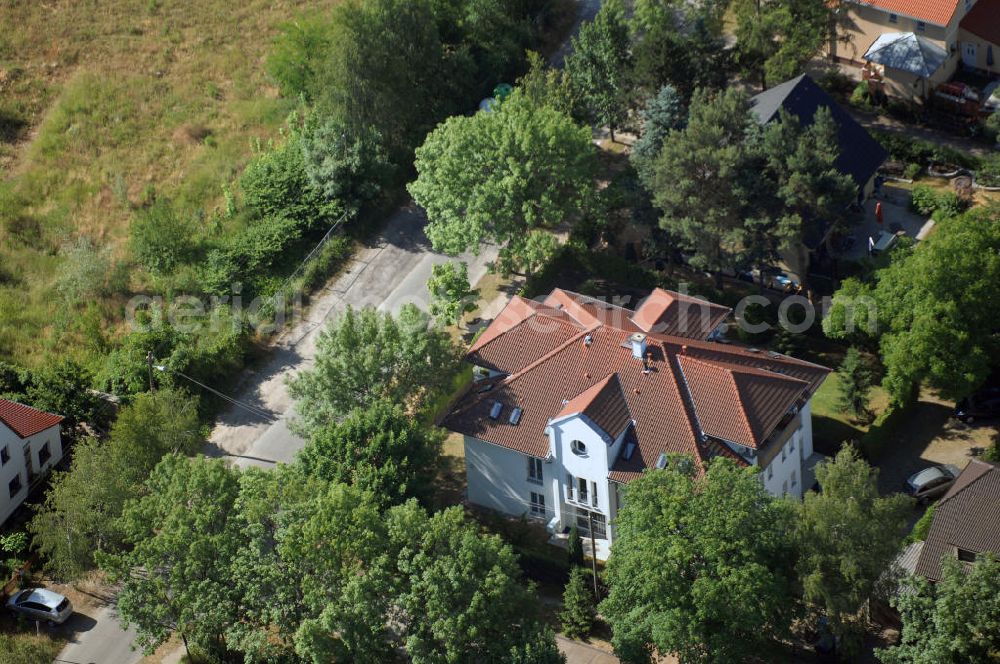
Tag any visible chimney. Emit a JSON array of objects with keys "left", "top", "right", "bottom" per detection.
[
  {"left": 629, "top": 333, "right": 648, "bottom": 360},
  {"left": 643, "top": 350, "right": 653, "bottom": 374},
  {"left": 681, "top": 345, "right": 688, "bottom": 355}
]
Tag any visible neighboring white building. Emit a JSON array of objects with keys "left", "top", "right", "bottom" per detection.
[
  {"left": 443, "top": 288, "right": 830, "bottom": 560},
  {"left": 0, "top": 399, "right": 64, "bottom": 524}
]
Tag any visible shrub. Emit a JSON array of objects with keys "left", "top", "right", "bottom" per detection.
[
  {"left": 300, "top": 235, "right": 352, "bottom": 292},
  {"left": 129, "top": 198, "right": 193, "bottom": 275},
  {"left": 908, "top": 503, "right": 936, "bottom": 543},
  {"left": 903, "top": 163, "right": 922, "bottom": 181},
  {"left": 933, "top": 191, "right": 963, "bottom": 219},
  {"left": 910, "top": 184, "right": 939, "bottom": 215},
  {"left": 976, "top": 154, "right": 1000, "bottom": 187},
  {"left": 849, "top": 82, "right": 873, "bottom": 109}
]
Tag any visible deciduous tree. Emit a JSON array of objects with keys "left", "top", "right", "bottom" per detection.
[
  {"left": 601, "top": 457, "right": 799, "bottom": 663},
  {"left": 796, "top": 446, "right": 912, "bottom": 656},
  {"left": 825, "top": 207, "right": 1000, "bottom": 404},
  {"left": 408, "top": 89, "right": 596, "bottom": 267},
  {"left": 565, "top": 0, "right": 633, "bottom": 140},
  {"left": 287, "top": 304, "right": 458, "bottom": 433},
  {"left": 100, "top": 456, "right": 242, "bottom": 659},
  {"left": 297, "top": 398, "right": 442, "bottom": 508},
  {"left": 426, "top": 261, "right": 478, "bottom": 326},
  {"left": 878, "top": 555, "right": 1000, "bottom": 664}
]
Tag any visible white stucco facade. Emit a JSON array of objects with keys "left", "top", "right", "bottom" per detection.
[
  {"left": 0, "top": 422, "right": 63, "bottom": 524},
  {"left": 463, "top": 399, "right": 818, "bottom": 560}
]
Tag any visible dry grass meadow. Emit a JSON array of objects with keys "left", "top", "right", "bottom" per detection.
[{"left": 0, "top": 0, "right": 341, "bottom": 366}]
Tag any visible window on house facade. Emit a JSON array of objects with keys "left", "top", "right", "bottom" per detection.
[
  {"left": 527, "top": 457, "right": 543, "bottom": 484},
  {"left": 571, "top": 439, "right": 587, "bottom": 456},
  {"left": 781, "top": 445, "right": 786, "bottom": 462},
  {"left": 38, "top": 442, "right": 51, "bottom": 466},
  {"left": 8, "top": 475, "right": 21, "bottom": 498},
  {"left": 888, "top": 13, "right": 898, "bottom": 23},
  {"left": 0, "top": 445, "right": 8, "bottom": 465},
  {"left": 957, "top": 548, "right": 977, "bottom": 563},
  {"left": 575, "top": 508, "right": 607, "bottom": 539},
  {"left": 591, "top": 481, "right": 599, "bottom": 508},
  {"left": 916, "top": 20, "right": 926, "bottom": 32},
  {"left": 566, "top": 473, "right": 576, "bottom": 502},
  {"left": 789, "top": 438, "right": 795, "bottom": 456},
  {"left": 578, "top": 477, "right": 589, "bottom": 504},
  {"left": 767, "top": 464, "right": 773, "bottom": 481},
  {"left": 791, "top": 470, "right": 797, "bottom": 487},
  {"left": 529, "top": 492, "right": 546, "bottom": 517}
]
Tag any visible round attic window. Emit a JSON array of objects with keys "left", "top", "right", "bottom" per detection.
[{"left": 571, "top": 440, "right": 587, "bottom": 456}]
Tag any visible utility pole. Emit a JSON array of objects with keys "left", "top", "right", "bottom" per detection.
[
  {"left": 588, "top": 511, "right": 599, "bottom": 597},
  {"left": 146, "top": 352, "right": 156, "bottom": 392}
]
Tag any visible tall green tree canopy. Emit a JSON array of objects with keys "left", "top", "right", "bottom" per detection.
[
  {"left": 565, "top": 0, "right": 633, "bottom": 139},
  {"left": 631, "top": 0, "right": 731, "bottom": 99},
  {"left": 297, "top": 398, "right": 442, "bottom": 508},
  {"left": 644, "top": 87, "right": 762, "bottom": 275},
  {"left": 30, "top": 388, "right": 203, "bottom": 580},
  {"left": 631, "top": 85, "right": 686, "bottom": 182},
  {"left": 878, "top": 555, "right": 1000, "bottom": 664},
  {"left": 600, "top": 457, "right": 799, "bottom": 664},
  {"left": 732, "top": 0, "right": 833, "bottom": 90},
  {"left": 824, "top": 207, "right": 1000, "bottom": 403},
  {"left": 287, "top": 304, "right": 458, "bottom": 434},
  {"left": 795, "top": 446, "right": 912, "bottom": 654},
  {"left": 101, "top": 455, "right": 242, "bottom": 659},
  {"left": 408, "top": 90, "right": 596, "bottom": 266}
]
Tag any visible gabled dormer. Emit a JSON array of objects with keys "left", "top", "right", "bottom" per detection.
[{"left": 547, "top": 374, "right": 632, "bottom": 475}]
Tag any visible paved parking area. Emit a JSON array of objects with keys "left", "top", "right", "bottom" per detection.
[
  {"left": 840, "top": 183, "right": 933, "bottom": 261},
  {"left": 875, "top": 390, "right": 997, "bottom": 494}
]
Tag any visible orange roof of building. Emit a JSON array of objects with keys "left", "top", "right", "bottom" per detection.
[
  {"left": 960, "top": 0, "right": 1000, "bottom": 45},
  {"left": 856, "top": 0, "right": 960, "bottom": 26},
  {"left": 0, "top": 399, "right": 63, "bottom": 439},
  {"left": 555, "top": 373, "right": 633, "bottom": 440},
  {"left": 631, "top": 289, "right": 732, "bottom": 338},
  {"left": 443, "top": 290, "right": 830, "bottom": 482}
]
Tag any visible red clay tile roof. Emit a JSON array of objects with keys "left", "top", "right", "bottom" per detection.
[
  {"left": 443, "top": 289, "right": 830, "bottom": 482},
  {"left": 961, "top": 0, "right": 1000, "bottom": 46},
  {"left": 0, "top": 399, "right": 63, "bottom": 439},
  {"left": 678, "top": 356, "right": 809, "bottom": 449},
  {"left": 556, "top": 373, "right": 633, "bottom": 440},
  {"left": 915, "top": 459, "right": 1000, "bottom": 581},
  {"left": 631, "top": 289, "right": 732, "bottom": 339},
  {"left": 855, "top": 0, "right": 960, "bottom": 26}
]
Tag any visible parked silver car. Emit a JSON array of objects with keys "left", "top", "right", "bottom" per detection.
[
  {"left": 6, "top": 587, "right": 73, "bottom": 625},
  {"left": 905, "top": 465, "right": 961, "bottom": 504}
]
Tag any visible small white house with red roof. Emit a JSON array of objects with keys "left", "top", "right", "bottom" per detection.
[
  {"left": 0, "top": 399, "right": 64, "bottom": 524},
  {"left": 443, "top": 288, "right": 830, "bottom": 559}
]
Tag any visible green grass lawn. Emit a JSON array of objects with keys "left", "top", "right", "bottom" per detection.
[
  {"left": 0, "top": 631, "right": 65, "bottom": 664},
  {"left": 811, "top": 371, "right": 890, "bottom": 454}
]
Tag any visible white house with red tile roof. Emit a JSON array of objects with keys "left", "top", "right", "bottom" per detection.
[
  {"left": 443, "top": 289, "right": 830, "bottom": 559},
  {"left": 0, "top": 399, "right": 64, "bottom": 524}
]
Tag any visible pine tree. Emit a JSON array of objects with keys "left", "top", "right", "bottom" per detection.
[
  {"left": 560, "top": 566, "right": 596, "bottom": 640},
  {"left": 838, "top": 347, "right": 873, "bottom": 420}
]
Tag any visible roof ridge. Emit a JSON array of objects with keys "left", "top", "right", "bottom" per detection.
[
  {"left": 664, "top": 343, "right": 713, "bottom": 468},
  {"left": 492, "top": 326, "right": 599, "bottom": 392}
]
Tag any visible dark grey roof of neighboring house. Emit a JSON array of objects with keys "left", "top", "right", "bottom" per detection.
[
  {"left": 751, "top": 74, "right": 889, "bottom": 191},
  {"left": 750, "top": 74, "right": 889, "bottom": 249},
  {"left": 915, "top": 459, "right": 1000, "bottom": 581}
]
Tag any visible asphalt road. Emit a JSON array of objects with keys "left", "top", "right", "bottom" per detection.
[{"left": 54, "top": 605, "right": 141, "bottom": 664}]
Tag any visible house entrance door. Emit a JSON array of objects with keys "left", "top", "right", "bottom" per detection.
[{"left": 963, "top": 42, "right": 977, "bottom": 68}]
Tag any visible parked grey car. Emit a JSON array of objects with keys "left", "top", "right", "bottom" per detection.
[
  {"left": 905, "top": 465, "right": 961, "bottom": 504},
  {"left": 6, "top": 587, "right": 73, "bottom": 625}
]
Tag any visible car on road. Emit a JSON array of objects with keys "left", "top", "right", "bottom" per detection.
[
  {"left": 6, "top": 587, "right": 73, "bottom": 625},
  {"left": 955, "top": 386, "right": 1000, "bottom": 424},
  {"left": 905, "top": 464, "right": 961, "bottom": 504}
]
